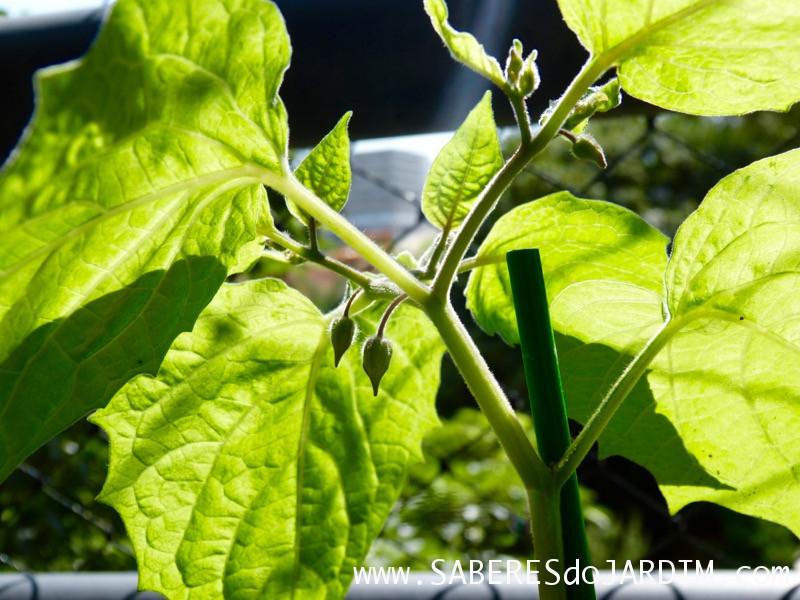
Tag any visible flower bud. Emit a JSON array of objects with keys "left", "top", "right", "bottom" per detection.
[
  {"left": 362, "top": 336, "right": 393, "bottom": 396},
  {"left": 330, "top": 316, "right": 356, "bottom": 367},
  {"left": 563, "top": 95, "right": 602, "bottom": 132},
  {"left": 596, "top": 78, "right": 621, "bottom": 112},
  {"left": 516, "top": 52, "right": 540, "bottom": 98},
  {"left": 505, "top": 39, "right": 524, "bottom": 84},
  {"left": 571, "top": 135, "right": 607, "bottom": 169}
]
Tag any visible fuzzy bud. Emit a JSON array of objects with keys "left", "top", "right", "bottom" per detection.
[
  {"left": 571, "top": 135, "right": 607, "bottom": 169},
  {"left": 505, "top": 39, "right": 524, "bottom": 84},
  {"left": 362, "top": 336, "right": 393, "bottom": 396},
  {"left": 563, "top": 95, "right": 602, "bottom": 132},
  {"left": 595, "top": 78, "right": 621, "bottom": 112},
  {"left": 330, "top": 316, "right": 356, "bottom": 367},
  {"left": 516, "top": 51, "right": 540, "bottom": 98}
]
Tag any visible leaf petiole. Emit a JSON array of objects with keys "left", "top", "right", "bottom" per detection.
[
  {"left": 260, "top": 225, "right": 373, "bottom": 289},
  {"left": 553, "top": 314, "right": 689, "bottom": 487}
]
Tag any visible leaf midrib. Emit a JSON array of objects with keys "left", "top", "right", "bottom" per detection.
[
  {"left": 291, "top": 326, "right": 329, "bottom": 599},
  {"left": 594, "top": 0, "right": 721, "bottom": 68},
  {"left": 435, "top": 125, "right": 485, "bottom": 235},
  {"left": 0, "top": 177, "right": 267, "bottom": 438},
  {"left": 0, "top": 165, "right": 261, "bottom": 285}
]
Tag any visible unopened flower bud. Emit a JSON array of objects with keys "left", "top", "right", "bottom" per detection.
[
  {"left": 330, "top": 316, "right": 356, "bottom": 367},
  {"left": 362, "top": 336, "right": 393, "bottom": 396},
  {"left": 596, "top": 78, "right": 621, "bottom": 112},
  {"left": 517, "top": 52, "right": 539, "bottom": 98},
  {"left": 571, "top": 135, "right": 607, "bottom": 169},
  {"left": 563, "top": 96, "right": 601, "bottom": 132},
  {"left": 505, "top": 39, "right": 524, "bottom": 84}
]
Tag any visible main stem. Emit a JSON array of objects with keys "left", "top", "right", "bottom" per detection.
[
  {"left": 262, "top": 164, "right": 431, "bottom": 306},
  {"left": 528, "top": 486, "right": 567, "bottom": 600},
  {"left": 425, "top": 299, "right": 550, "bottom": 491}
]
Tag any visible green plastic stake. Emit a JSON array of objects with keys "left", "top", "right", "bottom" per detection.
[{"left": 507, "top": 248, "right": 595, "bottom": 600}]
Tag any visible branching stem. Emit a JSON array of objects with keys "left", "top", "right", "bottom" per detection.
[
  {"left": 425, "top": 298, "right": 550, "bottom": 491},
  {"left": 432, "top": 57, "right": 608, "bottom": 299},
  {"left": 509, "top": 93, "right": 533, "bottom": 145},
  {"left": 424, "top": 232, "right": 449, "bottom": 279},
  {"left": 263, "top": 165, "right": 432, "bottom": 306},
  {"left": 261, "top": 225, "right": 373, "bottom": 289}
]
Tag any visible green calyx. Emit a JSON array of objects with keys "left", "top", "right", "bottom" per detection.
[
  {"left": 362, "top": 336, "right": 393, "bottom": 396},
  {"left": 503, "top": 39, "right": 539, "bottom": 98},
  {"left": 330, "top": 316, "right": 356, "bottom": 367},
  {"left": 505, "top": 39, "right": 524, "bottom": 83},
  {"left": 571, "top": 134, "right": 607, "bottom": 169}
]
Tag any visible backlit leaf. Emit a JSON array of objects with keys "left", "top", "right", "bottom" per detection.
[
  {"left": 287, "top": 112, "right": 353, "bottom": 225},
  {"left": 0, "top": 0, "right": 290, "bottom": 481},
  {"left": 421, "top": 92, "right": 502, "bottom": 233},
  {"left": 92, "top": 279, "right": 444, "bottom": 599},
  {"left": 557, "top": 0, "right": 800, "bottom": 115},
  {"left": 423, "top": 0, "right": 505, "bottom": 88},
  {"left": 552, "top": 149, "right": 800, "bottom": 535},
  {"left": 465, "top": 192, "right": 668, "bottom": 344}
]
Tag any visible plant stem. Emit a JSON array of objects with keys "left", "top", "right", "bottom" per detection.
[
  {"left": 509, "top": 93, "right": 533, "bottom": 145},
  {"left": 432, "top": 57, "right": 608, "bottom": 299},
  {"left": 261, "top": 226, "right": 373, "bottom": 289},
  {"left": 558, "top": 128, "right": 578, "bottom": 143},
  {"left": 553, "top": 315, "right": 688, "bottom": 488},
  {"left": 377, "top": 294, "right": 407, "bottom": 337},
  {"left": 261, "top": 165, "right": 431, "bottom": 306},
  {"left": 424, "top": 298, "right": 550, "bottom": 491},
  {"left": 528, "top": 485, "right": 567, "bottom": 600},
  {"left": 343, "top": 287, "right": 363, "bottom": 317},
  {"left": 423, "top": 232, "right": 449, "bottom": 279},
  {"left": 308, "top": 218, "right": 319, "bottom": 253}
]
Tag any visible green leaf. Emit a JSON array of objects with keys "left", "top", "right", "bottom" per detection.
[
  {"left": 92, "top": 279, "right": 444, "bottom": 599},
  {"left": 423, "top": 0, "right": 505, "bottom": 88},
  {"left": 421, "top": 92, "right": 503, "bottom": 233},
  {"left": 465, "top": 192, "right": 668, "bottom": 344},
  {"left": 287, "top": 112, "right": 353, "bottom": 225},
  {"left": 552, "top": 149, "right": 800, "bottom": 535},
  {"left": 0, "top": 0, "right": 291, "bottom": 482},
  {"left": 557, "top": 0, "right": 800, "bottom": 115},
  {"left": 552, "top": 282, "right": 730, "bottom": 492}
]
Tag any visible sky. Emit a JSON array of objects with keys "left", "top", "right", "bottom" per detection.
[{"left": 1, "top": 0, "right": 106, "bottom": 16}]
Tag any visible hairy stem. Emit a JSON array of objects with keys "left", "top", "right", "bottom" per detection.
[
  {"left": 261, "top": 164, "right": 431, "bottom": 305},
  {"left": 261, "top": 226, "right": 373, "bottom": 289},
  {"left": 553, "top": 315, "right": 688, "bottom": 488},
  {"left": 343, "top": 287, "right": 363, "bottom": 317},
  {"left": 377, "top": 294, "right": 408, "bottom": 337},
  {"left": 528, "top": 486, "right": 567, "bottom": 600},
  {"left": 509, "top": 93, "right": 533, "bottom": 145},
  {"left": 424, "top": 232, "right": 450, "bottom": 279},
  {"left": 425, "top": 299, "right": 550, "bottom": 491},
  {"left": 432, "top": 57, "right": 608, "bottom": 299}
]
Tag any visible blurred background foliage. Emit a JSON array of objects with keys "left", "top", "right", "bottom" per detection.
[{"left": 3, "top": 106, "right": 800, "bottom": 573}]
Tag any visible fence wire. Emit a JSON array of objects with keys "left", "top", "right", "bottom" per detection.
[{"left": 2, "top": 108, "right": 800, "bottom": 575}]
